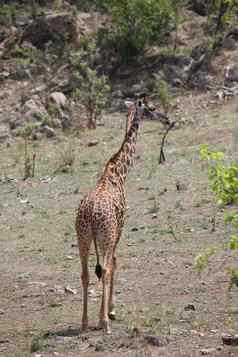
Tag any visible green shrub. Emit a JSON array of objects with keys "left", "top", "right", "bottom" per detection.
[
  {"left": 71, "top": 45, "right": 110, "bottom": 129},
  {"left": 0, "top": 4, "right": 16, "bottom": 26},
  {"left": 99, "top": 0, "right": 175, "bottom": 63},
  {"left": 196, "top": 145, "right": 238, "bottom": 288},
  {"left": 153, "top": 76, "right": 171, "bottom": 113},
  {"left": 200, "top": 144, "right": 238, "bottom": 206}
]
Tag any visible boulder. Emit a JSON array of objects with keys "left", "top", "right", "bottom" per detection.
[
  {"left": 224, "top": 65, "right": 238, "bottom": 83},
  {"left": 0, "top": 125, "right": 10, "bottom": 143},
  {"left": 49, "top": 92, "right": 67, "bottom": 109},
  {"left": 43, "top": 125, "right": 56, "bottom": 138}
]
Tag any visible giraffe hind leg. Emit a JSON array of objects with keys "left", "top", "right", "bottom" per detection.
[
  {"left": 99, "top": 262, "right": 112, "bottom": 334},
  {"left": 108, "top": 255, "right": 117, "bottom": 320},
  {"left": 78, "top": 236, "right": 92, "bottom": 332}
]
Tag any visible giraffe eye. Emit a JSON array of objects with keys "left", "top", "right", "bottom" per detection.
[{"left": 138, "top": 100, "right": 142, "bottom": 107}]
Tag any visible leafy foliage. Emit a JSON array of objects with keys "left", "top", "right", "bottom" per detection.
[
  {"left": 71, "top": 42, "right": 110, "bottom": 129},
  {"left": 200, "top": 144, "right": 238, "bottom": 206},
  {"left": 153, "top": 76, "right": 172, "bottom": 113},
  {"left": 99, "top": 0, "right": 177, "bottom": 62},
  {"left": 0, "top": 4, "right": 16, "bottom": 26},
  {"left": 207, "top": 0, "right": 238, "bottom": 33},
  {"left": 195, "top": 247, "right": 217, "bottom": 272},
  {"left": 196, "top": 145, "right": 238, "bottom": 288}
]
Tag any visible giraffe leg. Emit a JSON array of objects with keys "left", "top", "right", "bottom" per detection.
[
  {"left": 80, "top": 254, "right": 90, "bottom": 331},
  {"left": 99, "top": 257, "right": 113, "bottom": 334},
  {"left": 78, "top": 237, "right": 92, "bottom": 332},
  {"left": 108, "top": 255, "right": 117, "bottom": 320}
]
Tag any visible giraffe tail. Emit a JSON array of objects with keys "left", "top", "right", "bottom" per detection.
[
  {"left": 94, "top": 237, "right": 102, "bottom": 280},
  {"left": 95, "top": 263, "right": 102, "bottom": 280}
]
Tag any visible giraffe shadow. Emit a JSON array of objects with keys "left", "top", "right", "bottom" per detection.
[
  {"left": 44, "top": 327, "right": 81, "bottom": 339},
  {"left": 43, "top": 325, "right": 104, "bottom": 339}
]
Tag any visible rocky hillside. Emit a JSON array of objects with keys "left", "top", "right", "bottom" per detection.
[{"left": 0, "top": 0, "right": 238, "bottom": 143}]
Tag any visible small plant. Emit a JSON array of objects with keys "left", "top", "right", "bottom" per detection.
[
  {"left": 17, "top": 122, "right": 38, "bottom": 180},
  {"left": 153, "top": 76, "right": 171, "bottom": 114},
  {"left": 15, "top": 353, "right": 25, "bottom": 357},
  {"left": 99, "top": 0, "right": 175, "bottom": 63},
  {"left": 195, "top": 247, "right": 217, "bottom": 272},
  {"left": 0, "top": 4, "right": 16, "bottom": 26},
  {"left": 196, "top": 145, "right": 238, "bottom": 287},
  {"left": 75, "top": 69, "right": 109, "bottom": 129},
  {"left": 55, "top": 140, "right": 75, "bottom": 174},
  {"left": 71, "top": 42, "right": 110, "bottom": 129},
  {"left": 200, "top": 144, "right": 238, "bottom": 206},
  {"left": 53, "top": 0, "right": 63, "bottom": 11},
  {"left": 30, "top": 335, "right": 43, "bottom": 353},
  {"left": 147, "top": 195, "right": 160, "bottom": 215}
]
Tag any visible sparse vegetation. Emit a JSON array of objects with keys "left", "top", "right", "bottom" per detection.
[
  {"left": 99, "top": 0, "right": 179, "bottom": 62},
  {"left": 153, "top": 76, "right": 172, "bottom": 114},
  {"left": 72, "top": 44, "right": 110, "bottom": 129},
  {"left": 1, "top": 0, "right": 238, "bottom": 355},
  {"left": 54, "top": 139, "right": 75, "bottom": 174},
  {"left": 0, "top": 4, "right": 16, "bottom": 26},
  {"left": 196, "top": 145, "right": 238, "bottom": 287},
  {"left": 30, "top": 335, "right": 44, "bottom": 353}
]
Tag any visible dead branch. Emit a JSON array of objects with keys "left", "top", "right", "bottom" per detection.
[{"left": 158, "top": 121, "right": 175, "bottom": 165}]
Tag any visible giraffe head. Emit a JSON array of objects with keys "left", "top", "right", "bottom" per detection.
[{"left": 124, "top": 97, "right": 155, "bottom": 121}]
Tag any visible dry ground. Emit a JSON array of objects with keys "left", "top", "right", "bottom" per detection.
[{"left": 0, "top": 89, "right": 238, "bottom": 357}]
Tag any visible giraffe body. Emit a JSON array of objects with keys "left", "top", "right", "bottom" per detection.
[{"left": 75, "top": 99, "right": 157, "bottom": 333}]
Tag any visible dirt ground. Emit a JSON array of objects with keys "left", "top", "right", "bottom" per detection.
[{"left": 1, "top": 85, "right": 238, "bottom": 357}]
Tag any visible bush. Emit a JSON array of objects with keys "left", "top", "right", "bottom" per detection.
[
  {"left": 196, "top": 145, "right": 238, "bottom": 288},
  {"left": 153, "top": 76, "right": 172, "bottom": 113},
  {"left": 0, "top": 4, "right": 16, "bottom": 26},
  {"left": 74, "top": 68, "right": 110, "bottom": 129},
  {"left": 200, "top": 144, "right": 238, "bottom": 206},
  {"left": 71, "top": 44, "right": 110, "bottom": 129},
  {"left": 99, "top": 0, "right": 175, "bottom": 63}
]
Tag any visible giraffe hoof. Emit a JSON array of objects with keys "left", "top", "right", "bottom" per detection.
[
  {"left": 81, "top": 324, "right": 88, "bottom": 332},
  {"left": 108, "top": 311, "right": 116, "bottom": 320}
]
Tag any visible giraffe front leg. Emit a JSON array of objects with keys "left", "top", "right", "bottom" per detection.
[{"left": 108, "top": 255, "right": 117, "bottom": 320}]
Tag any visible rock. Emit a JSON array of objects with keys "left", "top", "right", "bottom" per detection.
[
  {"left": 51, "top": 118, "right": 62, "bottom": 129},
  {"left": 64, "top": 286, "right": 77, "bottom": 295},
  {"left": 200, "top": 348, "right": 216, "bottom": 355},
  {"left": 0, "top": 125, "right": 10, "bottom": 142},
  {"left": 113, "top": 89, "right": 124, "bottom": 98},
  {"left": 224, "top": 65, "right": 238, "bottom": 83},
  {"left": 61, "top": 113, "right": 71, "bottom": 129},
  {"left": 21, "top": 97, "right": 47, "bottom": 124},
  {"left": 22, "top": 13, "right": 74, "bottom": 49},
  {"left": 87, "top": 140, "right": 99, "bottom": 147},
  {"left": 43, "top": 125, "right": 56, "bottom": 138},
  {"left": 162, "top": 56, "right": 193, "bottom": 86},
  {"left": 189, "top": 0, "right": 209, "bottom": 16},
  {"left": 222, "top": 37, "right": 237, "bottom": 50},
  {"left": 222, "top": 333, "right": 238, "bottom": 346},
  {"left": 32, "top": 132, "right": 43, "bottom": 141},
  {"left": 110, "top": 99, "right": 123, "bottom": 112},
  {"left": 49, "top": 92, "right": 67, "bottom": 109},
  {"left": 184, "top": 303, "right": 196, "bottom": 311},
  {"left": 143, "top": 333, "right": 169, "bottom": 347},
  {"left": 89, "top": 289, "right": 95, "bottom": 297},
  {"left": 189, "top": 71, "right": 213, "bottom": 89}
]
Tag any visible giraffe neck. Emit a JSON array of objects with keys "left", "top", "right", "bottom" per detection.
[{"left": 99, "top": 108, "right": 139, "bottom": 188}]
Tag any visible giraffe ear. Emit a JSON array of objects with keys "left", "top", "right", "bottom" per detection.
[{"left": 124, "top": 100, "right": 134, "bottom": 109}]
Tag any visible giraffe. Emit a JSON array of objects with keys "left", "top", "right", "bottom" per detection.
[{"left": 75, "top": 97, "right": 165, "bottom": 334}]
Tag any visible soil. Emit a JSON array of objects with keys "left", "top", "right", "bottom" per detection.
[
  {"left": 1, "top": 4, "right": 238, "bottom": 357},
  {"left": 1, "top": 82, "right": 238, "bottom": 357}
]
